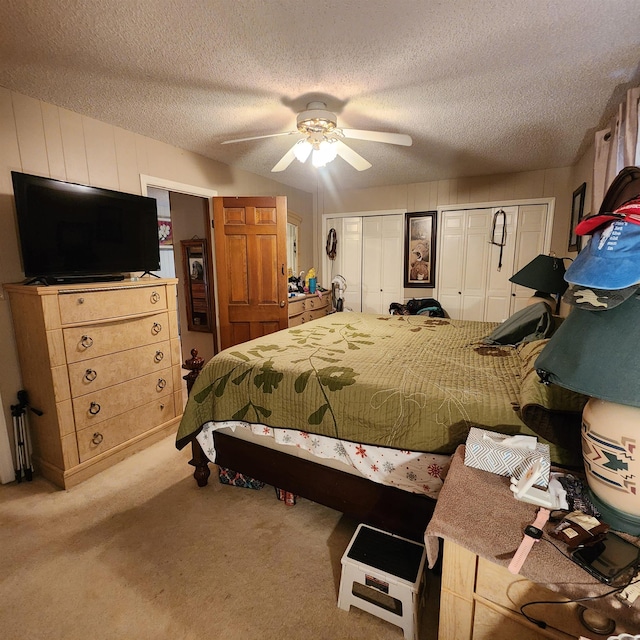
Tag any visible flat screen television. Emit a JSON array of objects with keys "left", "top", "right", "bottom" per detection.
[{"left": 11, "top": 171, "right": 161, "bottom": 284}]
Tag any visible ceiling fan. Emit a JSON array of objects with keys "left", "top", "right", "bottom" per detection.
[{"left": 221, "top": 101, "right": 412, "bottom": 172}]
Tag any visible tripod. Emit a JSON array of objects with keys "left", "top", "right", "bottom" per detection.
[{"left": 10, "top": 390, "right": 42, "bottom": 483}]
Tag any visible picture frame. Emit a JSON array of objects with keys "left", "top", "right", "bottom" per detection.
[
  {"left": 158, "top": 219, "right": 173, "bottom": 247},
  {"left": 568, "top": 182, "right": 586, "bottom": 252},
  {"left": 404, "top": 211, "right": 437, "bottom": 288}
]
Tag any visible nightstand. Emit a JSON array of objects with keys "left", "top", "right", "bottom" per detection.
[{"left": 426, "top": 446, "right": 640, "bottom": 639}]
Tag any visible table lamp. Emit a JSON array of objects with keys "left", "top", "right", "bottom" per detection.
[
  {"left": 509, "top": 254, "right": 569, "bottom": 313},
  {"left": 534, "top": 175, "right": 640, "bottom": 535}
]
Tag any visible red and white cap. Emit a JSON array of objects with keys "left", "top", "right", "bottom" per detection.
[{"left": 575, "top": 196, "right": 640, "bottom": 236}]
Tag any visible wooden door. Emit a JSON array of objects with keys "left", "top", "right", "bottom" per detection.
[{"left": 213, "top": 196, "right": 288, "bottom": 350}]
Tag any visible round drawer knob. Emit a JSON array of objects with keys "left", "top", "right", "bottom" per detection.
[
  {"left": 89, "top": 402, "right": 101, "bottom": 415},
  {"left": 80, "top": 335, "right": 94, "bottom": 349},
  {"left": 150, "top": 291, "right": 160, "bottom": 304},
  {"left": 91, "top": 432, "right": 103, "bottom": 445},
  {"left": 152, "top": 322, "right": 162, "bottom": 335},
  {"left": 78, "top": 297, "right": 85, "bottom": 304},
  {"left": 84, "top": 369, "right": 98, "bottom": 382}
]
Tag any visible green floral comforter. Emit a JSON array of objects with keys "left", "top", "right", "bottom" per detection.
[{"left": 176, "top": 312, "right": 562, "bottom": 456}]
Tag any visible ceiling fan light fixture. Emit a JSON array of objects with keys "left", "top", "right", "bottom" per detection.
[
  {"left": 293, "top": 139, "right": 312, "bottom": 163},
  {"left": 312, "top": 139, "right": 338, "bottom": 167}
]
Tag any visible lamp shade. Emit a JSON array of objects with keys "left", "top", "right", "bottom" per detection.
[
  {"left": 509, "top": 254, "right": 569, "bottom": 295},
  {"left": 535, "top": 293, "right": 640, "bottom": 405}
]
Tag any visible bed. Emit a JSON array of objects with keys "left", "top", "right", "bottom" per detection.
[{"left": 176, "top": 311, "right": 587, "bottom": 540}]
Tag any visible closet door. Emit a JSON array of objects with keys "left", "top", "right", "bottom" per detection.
[
  {"left": 510, "top": 204, "right": 549, "bottom": 315},
  {"left": 438, "top": 210, "right": 492, "bottom": 321},
  {"left": 362, "top": 215, "right": 403, "bottom": 314},
  {"left": 460, "top": 211, "right": 492, "bottom": 321},
  {"left": 485, "top": 206, "right": 518, "bottom": 322},
  {"left": 438, "top": 211, "right": 466, "bottom": 319},
  {"left": 326, "top": 216, "right": 362, "bottom": 312},
  {"left": 438, "top": 204, "right": 549, "bottom": 322}
]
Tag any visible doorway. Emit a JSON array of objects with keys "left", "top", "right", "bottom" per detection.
[{"left": 141, "top": 176, "right": 218, "bottom": 366}]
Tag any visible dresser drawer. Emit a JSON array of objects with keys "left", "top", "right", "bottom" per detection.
[
  {"left": 307, "top": 308, "right": 328, "bottom": 322},
  {"left": 67, "top": 341, "right": 172, "bottom": 397},
  {"left": 288, "top": 298, "right": 306, "bottom": 317},
  {"left": 63, "top": 312, "right": 169, "bottom": 363},
  {"left": 76, "top": 394, "right": 176, "bottom": 462},
  {"left": 305, "top": 296, "right": 328, "bottom": 311},
  {"left": 58, "top": 285, "right": 168, "bottom": 324},
  {"left": 72, "top": 368, "right": 174, "bottom": 429}
]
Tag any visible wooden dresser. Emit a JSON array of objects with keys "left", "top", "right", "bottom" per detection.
[
  {"left": 287, "top": 292, "right": 330, "bottom": 327},
  {"left": 6, "top": 278, "right": 183, "bottom": 489}
]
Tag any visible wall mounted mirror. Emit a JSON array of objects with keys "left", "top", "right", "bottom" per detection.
[
  {"left": 181, "top": 238, "right": 213, "bottom": 332},
  {"left": 287, "top": 211, "right": 302, "bottom": 275}
]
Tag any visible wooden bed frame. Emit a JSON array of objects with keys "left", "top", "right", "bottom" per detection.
[
  {"left": 188, "top": 433, "right": 435, "bottom": 542},
  {"left": 183, "top": 347, "right": 435, "bottom": 543}
]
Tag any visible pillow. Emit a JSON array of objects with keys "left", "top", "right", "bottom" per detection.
[
  {"left": 482, "top": 301, "right": 555, "bottom": 346},
  {"left": 516, "top": 338, "right": 588, "bottom": 468}
]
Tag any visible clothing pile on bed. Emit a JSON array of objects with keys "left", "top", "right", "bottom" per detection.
[{"left": 389, "top": 298, "right": 445, "bottom": 317}]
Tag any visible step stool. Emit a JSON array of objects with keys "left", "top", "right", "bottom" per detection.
[{"left": 337, "top": 524, "right": 427, "bottom": 640}]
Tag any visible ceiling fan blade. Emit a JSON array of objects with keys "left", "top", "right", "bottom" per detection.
[
  {"left": 222, "top": 131, "right": 298, "bottom": 144},
  {"left": 334, "top": 140, "right": 372, "bottom": 171},
  {"left": 342, "top": 129, "right": 412, "bottom": 146},
  {"left": 271, "top": 142, "right": 299, "bottom": 172}
]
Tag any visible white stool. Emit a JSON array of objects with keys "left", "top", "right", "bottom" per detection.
[{"left": 337, "top": 524, "right": 427, "bottom": 640}]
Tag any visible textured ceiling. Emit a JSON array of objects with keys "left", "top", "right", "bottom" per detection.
[{"left": 0, "top": 0, "right": 639, "bottom": 193}]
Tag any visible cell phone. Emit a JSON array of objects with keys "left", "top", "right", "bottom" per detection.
[{"left": 571, "top": 532, "right": 640, "bottom": 584}]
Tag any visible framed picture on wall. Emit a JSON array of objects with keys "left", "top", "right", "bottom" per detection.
[
  {"left": 404, "top": 211, "right": 437, "bottom": 287},
  {"left": 568, "top": 182, "right": 586, "bottom": 252},
  {"left": 158, "top": 219, "right": 173, "bottom": 247}
]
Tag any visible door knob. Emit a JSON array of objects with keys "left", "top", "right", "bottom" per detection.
[{"left": 280, "top": 301, "right": 285, "bottom": 308}]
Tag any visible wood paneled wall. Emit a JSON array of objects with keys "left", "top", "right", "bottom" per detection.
[{"left": 0, "top": 87, "right": 313, "bottom": 466}]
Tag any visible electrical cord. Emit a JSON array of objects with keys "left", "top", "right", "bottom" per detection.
[{"left": 518, "top": 536, "right": 640, "bottom": 629}]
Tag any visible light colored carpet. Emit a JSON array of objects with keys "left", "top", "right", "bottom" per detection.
[{"left": 0, "top": 435, "right": 440, "bottom": 640}]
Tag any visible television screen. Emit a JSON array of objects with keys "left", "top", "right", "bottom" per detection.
[{"left": 11, "top": 172, "right": 161, "bottom": 283}]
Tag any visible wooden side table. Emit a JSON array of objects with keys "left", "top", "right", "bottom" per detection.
[{"left": 426, "top": 447, "right": 640, "bottom": 639}]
